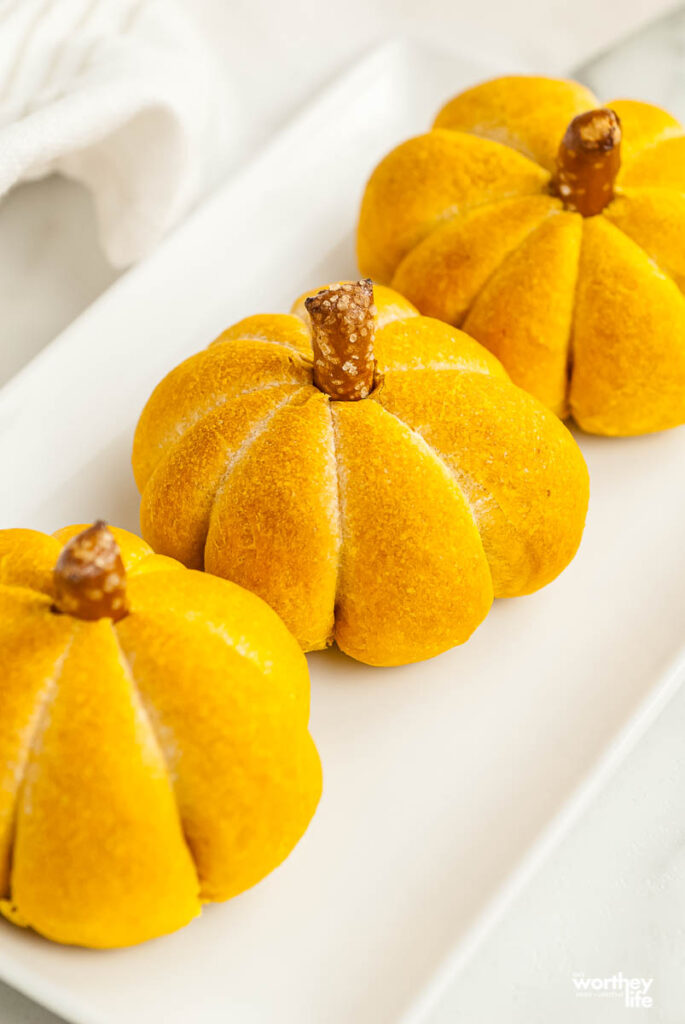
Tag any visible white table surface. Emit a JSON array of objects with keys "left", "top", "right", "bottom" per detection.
[
  {"left": 0, "top": 1, "right": 683, "bottom": 1021},
  {"left": 423, "top": 660, "right": 685, "bottom": 1024}
]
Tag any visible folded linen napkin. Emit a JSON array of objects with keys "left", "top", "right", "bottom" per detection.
[{"left": 0, "top": 0, "right": 226, "bottom": 266}]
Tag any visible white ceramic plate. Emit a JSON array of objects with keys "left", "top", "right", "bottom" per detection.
[{"left": 2, "top": 38, "right": 685, "bottom": 1024}]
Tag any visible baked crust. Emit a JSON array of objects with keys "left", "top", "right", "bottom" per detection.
[
  {"left": 0, "top": 526, "right": 320, "bottom": 947},
  {"left": 357, "top": 76, "right": 685, "bottom": 435},
  {"left": 133, "top": 284, "right": 589, "bottom": 666}
]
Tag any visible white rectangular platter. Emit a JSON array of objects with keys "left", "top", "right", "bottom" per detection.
[{"left": 2, "top": 38, "right": 685, "bottom": 1024}]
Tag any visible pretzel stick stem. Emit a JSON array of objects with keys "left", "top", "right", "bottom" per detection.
[
  {"left": 305, "top": 280, "right": 377, "bottom": 401},
  {"left": 552, "top": 108, "right": 622, "bottom": 217},
  {"left": 53, "top": 521, "right": 128, "bottom": 622}
]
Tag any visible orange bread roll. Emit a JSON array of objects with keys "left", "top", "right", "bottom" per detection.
[
  {"left": 134, "top": 282, "right": 589, "bottom": 667},
  {"left": 358, "top": 76, "right": 685, "bottom": 435},
  {"left": 0, "top": 523, "right": 320, "bottom": 948}
]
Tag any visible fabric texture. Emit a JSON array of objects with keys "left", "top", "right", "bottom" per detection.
[{"left": 0, "top": 0, "right": 227, "bottom": 265}]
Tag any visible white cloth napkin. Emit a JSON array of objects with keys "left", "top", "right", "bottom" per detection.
[{"left": 0, "top": 0, "right": 226, "bottom": 266}]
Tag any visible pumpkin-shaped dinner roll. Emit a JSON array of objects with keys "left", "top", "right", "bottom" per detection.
[
  {"left": 358, "top": 76, "right": 685, "bottom": 435},
  {"left": 0, "top": 523, "right": 321, "bottom": 948},
  {"left": 134, "top": 282, "right": 589, "bottom": 667}
]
